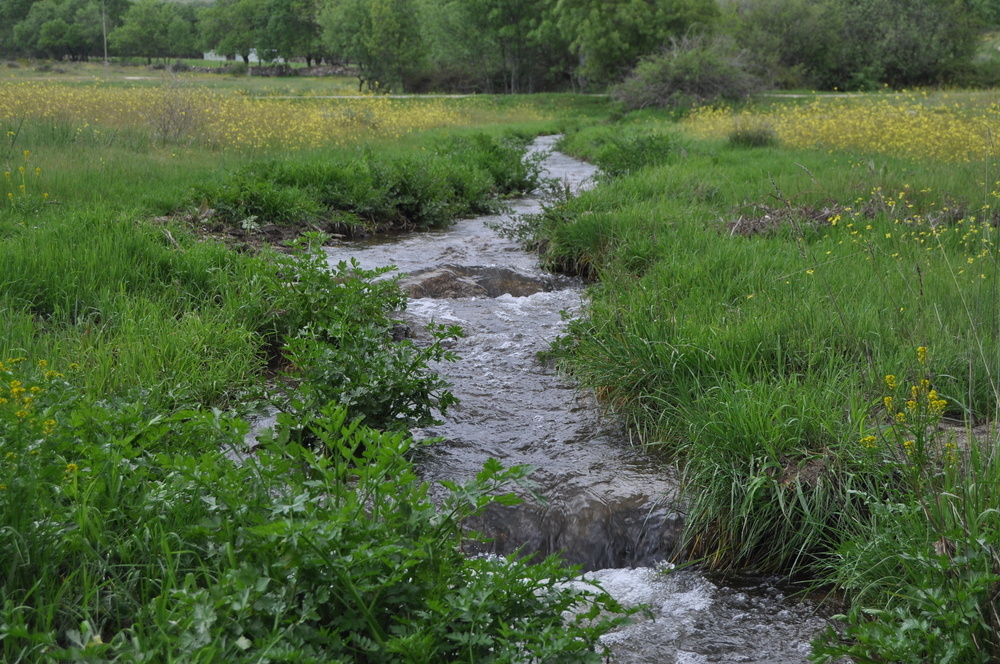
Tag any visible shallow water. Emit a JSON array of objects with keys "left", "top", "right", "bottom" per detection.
[{"left": 322, "top": 136, "right": 838, "bottom": 662}]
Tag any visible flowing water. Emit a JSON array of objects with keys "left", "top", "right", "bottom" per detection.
[{"left": 322, "top": 136, "right": 838, "bottom": 663}]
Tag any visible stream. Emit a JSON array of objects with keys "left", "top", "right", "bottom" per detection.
[{"left": 323, "top": 136, "right": 837, "bottom": 663}]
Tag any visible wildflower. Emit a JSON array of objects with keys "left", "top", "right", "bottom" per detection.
[
  {"left": 806, "top": 269, "right": 815, "bottom": 275},
  {"left": 884, "top": 396, "right": 894, "bottom": 410},
  {"left": 917, "top": 347, "right": 927, "bottom": 364},
  {"left": 65, "top": 463, "right": 78, "bottom": 475},
  {"left": 885, "top": 374, "right": 897, "bottom": 390},
  {"left": 895, "top": 412, "right": 907, "bottom": 423},
  {"left": 861, "top": 435, "right": 877, "bottom": 448},
  {"left": 902, "top": 440, "right": 915, "bottom": 456}
]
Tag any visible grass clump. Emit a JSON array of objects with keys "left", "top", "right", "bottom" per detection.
[
  {"left": 727, "top": 119, "right": 778, "bottom": 148},
  {"left": 195, "top": 133, "right": 543, "bottom": 231}
]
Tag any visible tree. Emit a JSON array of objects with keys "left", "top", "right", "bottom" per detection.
[
  {"left": 166, "top": 7, "right": 201, "bottom": 59},
  {"left": 825, "top": 0, "right": 979, "bottom": 89},
  {"left": 200, "top": 0, "right": 270, "bottom": 64},
  {"left": 964, "top": 0, "right": 1000, "bottom": 26},
  {"left": 318, "top": 0, "right": 425, "bottom": 91},
  {"left": 552, "top": 0, "right": 720, "bottom": 89},
  {"left": 0, "top": 0, "right": 41, "bottom": 55},
  {"left": 13, "top": 0, "right": 104, "bottom": 59},
  {"left": 723, "top": 0, "right": 839, "bottom": 88},
  {"left": 425, "top": 0, "right": 566, "bottom": 93},
  {"left": 264, "top": 0, "right": 322, "bottom": 65},
  {"left": 365, "top": 0, "right": 424, "bottom": 90},
  {"left": 109, "top": 0, "right": 173, "bottom": 63}
]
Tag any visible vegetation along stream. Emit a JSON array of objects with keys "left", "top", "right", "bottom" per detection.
[{"left": 323, "top": 136, "right": 838, "bottom": 663}]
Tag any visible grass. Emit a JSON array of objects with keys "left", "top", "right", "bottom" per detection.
[
  {"left": 511, "top": 91, "right": 1000, "bottom": 660},
  {"left": 0, "top": 73, "right": 633, "bottom": 660}
]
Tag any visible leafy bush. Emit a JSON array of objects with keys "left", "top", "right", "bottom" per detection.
[
  {"left": 198, "top": 165, "right": 325, "bottom": 226},
  {"left": 591, "top": 132, "right": 678, "bottom": 178},
  {"left": 0, "top": 360, "right": 632, "bottom": 662},
  {"left": 269, "top": 234, "right": 459, "bottom": 432},
  {"left": 555, "top": 124, "right": 682, "bottom": 180},
  {"left": 611, "top": 35, "right": 765, "bottom": 112}
]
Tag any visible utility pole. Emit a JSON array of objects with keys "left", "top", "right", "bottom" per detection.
[{"left": 101, "top": 0, "right": 109, "bottom": 75}]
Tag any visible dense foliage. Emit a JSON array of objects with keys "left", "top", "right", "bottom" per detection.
[{"left": 3, "top": 0, "right": 995, "bottom": 91}]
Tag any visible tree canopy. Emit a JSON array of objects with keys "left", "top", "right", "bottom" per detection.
[{"left": 0, "top": 0, "right": 995, "bottom": 91}]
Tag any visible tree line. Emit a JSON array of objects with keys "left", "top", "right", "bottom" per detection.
[{"left": 1, "top": 0, "right": 997, "bottom": 93}]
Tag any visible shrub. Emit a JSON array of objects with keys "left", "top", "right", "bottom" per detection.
[
  {"left": 611, "top": 35, "right": 765, "bottom": 112},
  {"left": 269, "top": 234, "right": 460, "bottom": 432}
]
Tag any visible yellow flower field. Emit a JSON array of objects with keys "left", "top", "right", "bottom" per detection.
[
  {"left": 0, "top": 82, "right": 547, "bottom": 151},
  {"left": 684, "top": 91, "right": 1000, "bottom": 163}
]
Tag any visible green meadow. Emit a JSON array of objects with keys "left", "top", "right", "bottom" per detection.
[{"left": 4, "top": 62, "right": 1000, "bottom": 661}]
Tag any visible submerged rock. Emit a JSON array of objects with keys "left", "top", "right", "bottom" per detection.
[{"left": 399, "top": 264, "right": 563, "bottom": 299}]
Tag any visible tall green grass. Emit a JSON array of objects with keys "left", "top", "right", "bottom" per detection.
[{"left": 521, "top": 109, "right": 1000, "bottom": 660}]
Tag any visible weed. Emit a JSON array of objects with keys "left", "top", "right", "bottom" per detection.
[
  {"left": 1, "top": 149, "right": 48, "bottom": 213},
  {"left": 269, "top": 234, "right": 460, "bottom": 432}
]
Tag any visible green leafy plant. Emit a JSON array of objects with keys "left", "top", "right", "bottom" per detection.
[
  {"left": 0, "top": 357, "right": 632, "bottom": 662},
  {"left": 269, "top": 233, "right": 460, "bottom": 432}
]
